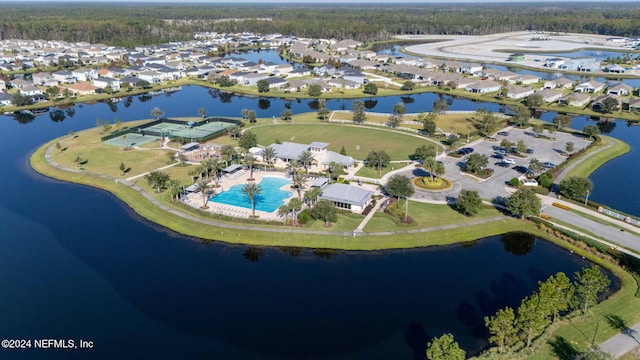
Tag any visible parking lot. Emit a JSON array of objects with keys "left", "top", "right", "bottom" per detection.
[{"left": 409, "top": 126, "right": 590, "bottom": 202}]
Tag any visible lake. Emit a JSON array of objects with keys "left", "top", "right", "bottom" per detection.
[{"left": 0, "top": 61, "right": 631, "bottom": 358}]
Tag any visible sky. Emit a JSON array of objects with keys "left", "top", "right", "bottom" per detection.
[{"left": 15, "top": 0, "right": 640, "bottom": 2}]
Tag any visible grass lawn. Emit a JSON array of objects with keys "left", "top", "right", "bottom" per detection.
[
  {"left": 305, "top": 212, "right": 364, "bottom": 232},
  {"left": 564, "top": 136, "right": 630, "bottom": 178},
  {"left": 355, "top": 164, "right": 396, "bottom": 179},
  {"left": 52, "top": 125, "right": 173, "bottom": 179},
  {"left": 249, "top": 123, "right": 430, "bottom": 161},
  {"left": 363, "top": 202, "right": 503, "bottom": 232}
]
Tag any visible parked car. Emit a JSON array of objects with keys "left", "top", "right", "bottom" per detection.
[
  {"left": 542, "top": 161, "right": 557, "bottom": 169},
  {"left": 497, "top": 131, "right": 509, "bottom": 136},
  {"left": 526, "top": 148, "right": 534, "bottom": 154},
  {"left": 503, "top": 158, "right": 516, "bottom": 164},
  {"left": 459, "top": 147, "right": 474, "bottom": 155},
  {"left": 496, "top": 161, "right": 510, "bottom": 168},
  {"left": 491, "top": 154, "right": 504, "bottom": 159},
  {"left": 513, "top": 166, "right": 534, "bottom": 176}
]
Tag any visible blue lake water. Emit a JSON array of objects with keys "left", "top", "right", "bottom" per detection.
[
  {"left": 210, "top": 176, "right": 292, "bottom": 212},
  {"left": 0, "top": 48, "right": 632, "bottom": 358}
]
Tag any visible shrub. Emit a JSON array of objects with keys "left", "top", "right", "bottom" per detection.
[
  {"left": 538, "top": 173, "right": 553, "bottom": 189},
  {"left": 509, "top": 177, "right": 520, "bottom": 187},
  {"left": 297, "top": 209, "right": 310, "bottom": 224},
  {"left": 552, "top": 202, "right": 571, "bottom": 210}
]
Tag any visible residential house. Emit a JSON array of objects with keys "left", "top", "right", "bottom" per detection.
[
  {"left": 603, "top": 64, "right": 627, "bottom": 74},
  {"left": 243, "top": 73, "right": 267, "bottom": 86},
  {"left": 0, "top": 92, "right": 11, "bottom": 106},
  {"left": 558, "top": 92, "right": 591, "bottom": 107},
  {"left": 465, "top": 80, "right": 502, "bottom": 94},
  {"left": 285, "top": 79, "right": 308, "bottom": 92},
  {"left": 138, "top": 71, "right": 162, "bottom": 84},
  {"left": 72, "top": 67, "right": 98, "bottom": 81},
  {"left": 19, "top": 84, "right": 44, "bottom": 96},
  {"left": 264, "top": 77, "right": 287, "bottom": 90},
  {"left": 32, "top": 72, "right": 58, "bottom": 87},
  {"left": 0, "top": 79, "right": 5, "bottom": 91},
  {"left": 274, "top": 63, "right": 294, "bottom": 76},
  {"left": 535, "top": 89, "right": 563, "bottom": 103},
  {"left": 591, "top": 94, "right": 621, "bottom": 112},
  {"left": 342, "top": 70, "right": 366, "bottom": 85},
  {"left": 328, "top": 78, "right": 359, "bottom": 89},
  {"left": 516, "top": 74, "right": 541, "bottom": 85},
  {"left": 314, "top": 65, "right": 336, "bottom": 77},
  {"left": 543, "top": 77, "right": 573, "bottom": 89},
  {"left": 92, "top": 77, "right": 121, "bottom": 91},
  {"left": 505, "top": 85, "right": 534, "bottom": 99},
  {"left": 9, "top": 77, "right": 31, "bottom": 89},
  {"left": 317, "top": 183, "right": 373, "bottom": 213},
  {"left": 628, "top": 98, "right": 640, "bottom": 112},
  {"left": 52, "top": 70, "right": 76, "bottom": 83},
  {"left": 288, "top": 67, "right": 313, "bottom": 78},
  {"left": 460, "top": 63, "right": 483, "bottom": 74},
  {"left": 65, "top": 82, "right": 99, "bottom": 96},
  {"left": 574, "top": 80, "right": 606, "bottom": 94},
  {"left": 607, "top": 83, "right": 634, "bottom": 96}
]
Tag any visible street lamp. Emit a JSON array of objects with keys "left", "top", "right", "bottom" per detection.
[{"left": 584, "top": 189, "right": 590, "bottom": 206}]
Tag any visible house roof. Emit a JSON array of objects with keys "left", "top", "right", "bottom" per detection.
[
  {"left": 319, "top": 183, "right": 373, "bottom": 207},
  {"left": 270, "top": 142, "right": 309, "bottom": 160},
  {"left": 321, "top": 151, "right": 354, "bottom": 167}
]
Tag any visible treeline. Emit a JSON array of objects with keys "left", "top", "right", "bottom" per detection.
[
  {"left": 2, "top": 2, "right": 640, "bottom": 47},
  {"left": 481, "top": 266, "right": 611, "bottom": 357}
]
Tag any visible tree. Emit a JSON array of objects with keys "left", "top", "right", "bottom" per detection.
[
  {"left": 310, "top": 200, "right": 338, "bottom": 227},
  {"left": 144, "top": 170, "right": 171, "bottom": 193},
  {"left": 308, "top": 83, "right": 322, "bottom": 97},
  {"left": 288, "top": 197, "right": 303, "bottom": 226},
  {"left": 363, "top": 82, "right": 378, "bottom": 95},
  {"left": 528, "top": 158, "right": 545, "bottom": 175},
  {"left": 524, "top": 93, "right": 544, "bottom": 107},
  {"left": 247, "top": 110, "right": 257, "bottom": 123},
  {"left": 538, "top": 272, "right": 574, "bottom": 323},
  {"left": 423, "top": 158, "right": 445, "bottom": 182},
  {"left": 281, "top": 108, "right": 293, "bottom": 121},
  {"left": 366, "top": 149, "right": 390, "bottom": 175},
  {"left": 278, "top": 204, "right": 291, "bottom": 224},
  {"left": 433, "top": 97, "right": 448, "bottom": 114},
  {"left": 574, "top": 266, "right": 611, "bottom": 314},
  {"left": 599, "top": 97, "right": 620, "bottom": 114},
  {"left": 448, "top": 134, "right": 461, "bottom": 152},
  {"left": 241, "top": 182, "right": 263, "bottom": 218},
  {"left": 196, "top": 178, "right": 212, "bottom": 209},
  {"left": 475, "top": 108, "right": 498, "bottom": 135},
  {"left": 516, "top": 140, "right": 527, "bottom": 154},
  {"left": 151, "top": 107, "right": 164, "bottom": 120},
  {"left": 510, "top": 103, "right": 531, "bottom": 128},
  {"left": 484, "top": 306, "right": 517, "bottom": 354},
  {"left": 426, "top": 333, "right": 466, "bottom": 360},
  {"left": 317, "top": 99, "right": 330, "bottom": 122},
  {"left": 553, "top": 113, "right": 571, "bottom": 130},
  {"left": 241, "top": 108, "right": 249, "bottom": 120},
  {"left": 506, "top": 188, "right": 541, "bottom": 219},
  {"left": 239, "top": 131, "right": 257, "bottom": 150},
  {"left": 227, "top": 125, "right": 241, "bottom": 139},
  {"left": 244, "top": 153, "right": 257, "bottom": 181},
  {"left": 136, "top": 79, "right": 150, "bottom": 89},
  {"left": 262, "top": 145, "right": 276, "bottom": 167},
  {"left": 465, "top": 153, "right": 488, "bottom": 174},
  {"left": 393, "top": 102, "right": 407, "bottom": 117},
  {"left": 45, "top": 86, "right": 60, "bottom": 101},
  {"left": 119, "top": 162, "right": 126, "bottom": 175},
  {"left": 327, "top": 161, "right": 344, "bottom": 182},
  {"left": 532, "top": 124, "right": 544, "bottom": 137},
  {"left": 257, "top": 79, "right": 269, "bottom": 93},
  {"left": 55, "top": 142, "right": 62, "bottom": 153},
  {"left": 456, "top": 189, "right": 483, "bottom": 216},
  {"left": 304, "top": 186, "right": 322, "bottom": 209},
  {"left": 575, "top": 347, "right": 615, "bottom": 360},
  {"left": 401, "top": 80, "right": 415, "bottom": 91},
  {"left": 583, "top": 125, "right": 600, "bottom": 140},
  {"left": 298, "top": 150, "right": 315, "bottom": 173},
  {"left": 565, "top": 141, "right": 575, "bottom": 154},
  {"left": 114, "top": 117, "right": 122, "bottom": 130},
  {"left": 385, "top": 174, "right": 414, "bottom": 199},
  {"left": 198, "top": 107, "right": 206, "bottom": 118},
  {"left": 386, "top": 113, "right": 401, "bottom": 128},
  {"left": 352, "top": 100, "right": 366, "bottom": 124},
  {"left": 291, "top": 171, "right": 308, "bottom": 199},
  {"left": 559, "top": 176, "right": 593, "bottom": 200},
  {"left": 500, "top": 139, "right": 514, "bottom": 152},
  {"left": 102, "top": 119, "right": 112, "bottom": 133},
  {"left": 517, "top": 292, "right": 549, "bottom": 348},
  {"left": 414, "top": 144, "right": 437, "bottom": 162},
  {"left": 11, "top": 92, "right": 33, "bottom": 106}
]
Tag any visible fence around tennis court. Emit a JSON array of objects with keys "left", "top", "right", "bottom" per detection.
[{"left": 102, "top": 117, "right": 242, "bottom": 143}]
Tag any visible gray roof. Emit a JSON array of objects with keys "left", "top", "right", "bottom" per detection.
[
  {"left": 180, "top": 142, "right": 200, "bottom": 150},
  {"left": 222, "top": 164, "right": 242, "bottom": 173},
  {"left": 321, "top": 151, "right": 354, "bottom": 167},
  {"left": 311, "top": 177, "right": 330, "bottom": 187},
  {"left": 319, "top": 183, "right": 373, "bottom": 207},
  {"left": 309, "top": 141, "right": 329, "bottom": 149},
  {"left": 270, "top": 142, "right": 309, "bottom": 160}
]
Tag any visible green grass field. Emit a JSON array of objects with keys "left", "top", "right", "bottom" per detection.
[
  {"left": 249, "top": 123, "right": 431, "bottom": 160},
  {"left": 564, "top": 136, "right": 630, "bottom": 178}
]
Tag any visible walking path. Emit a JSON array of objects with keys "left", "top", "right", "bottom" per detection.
[
  {"left": 600, "top": 323, "right": 640, "bottom": 358},
  {"left": 554, "top": 136, "right": 615, "bottom": 183}
]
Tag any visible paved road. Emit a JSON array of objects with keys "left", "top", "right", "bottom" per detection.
[{"left": 600, "top": 322, "right": 640, "bottom": 358}]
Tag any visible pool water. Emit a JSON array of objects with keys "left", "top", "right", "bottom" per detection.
[{"left": 210, "top": 176, "right": 293, "bottom": 212}]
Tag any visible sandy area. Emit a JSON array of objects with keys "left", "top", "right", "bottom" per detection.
[{"left": 401, "top": 31, "right": 639, "bottom": 75}]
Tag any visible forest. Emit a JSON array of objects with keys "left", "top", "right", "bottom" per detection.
[{"left": 1, "top": 2, "right": 640, "bottom": 47}]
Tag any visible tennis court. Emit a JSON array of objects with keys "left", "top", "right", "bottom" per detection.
[{"left": 104, "top": 133, "right": 161, "bottom": 147}]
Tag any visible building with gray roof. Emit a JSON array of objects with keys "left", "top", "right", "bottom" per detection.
[{"left": 318, "top": 183, "right": 373, "bottom": 212}]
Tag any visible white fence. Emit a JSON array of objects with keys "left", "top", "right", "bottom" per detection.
[{"left": 598, "top": 207, "right": 640, "bottom": 227}]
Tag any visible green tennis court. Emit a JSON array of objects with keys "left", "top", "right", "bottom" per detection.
[{"left": 104, "top": 133, "right": 161, "bottom": 147}]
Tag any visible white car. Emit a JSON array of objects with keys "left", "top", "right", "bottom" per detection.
[{"left": 503, "top": 158, "right": 516, "bottom": 164}]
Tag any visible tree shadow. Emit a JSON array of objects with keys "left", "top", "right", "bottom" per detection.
[
  {"left": 243, "top": 246, "right": 264, "bottom": 263},
  {"left": 403, "top": 322, "right": 430, "bottom": 360},
  {"left": 605, "top": 314, "right": 640, "bottom": 343},
  {"left": 548, "top": 336, "right": 579, "bottom": 360}
]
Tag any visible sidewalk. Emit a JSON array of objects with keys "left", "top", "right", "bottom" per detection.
[{"left": 600, "top": 322, "right": 640, "bottom": 358}]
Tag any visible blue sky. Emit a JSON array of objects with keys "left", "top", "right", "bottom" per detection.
[{"left": 19, "top": 0, "right": 640, "bottom": 2}]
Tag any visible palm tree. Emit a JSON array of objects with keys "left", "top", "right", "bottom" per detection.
[
  {"left": 262, "top": 145, "right": 276, "bottom": 169},
  {"left": 196, "top": 179, "right": 211, "bottom": 209},
  {"left": 289, "top": 159, "right": 300, "bottom": 176},
  {"left": 297, "top": 150, "right": 315, "bottom": 173},
  {"left": 241, "top": 108, "right": 249, "bottom": 120},
  {"left": 327, "top": 161, "right": 344, "bottom": 183},
  {"left": 242, "top": 182, "right": 262, "bottom": 218},
  {"left": 288, "top": 197, "right": 303, "bottom": 226},
  {"left": 244, "top": 153, "right": 257, "bottom": 181},
  {"left": 151, "top": 107, "right": 164, "bottom": 120},
  {"left": 278, "top": 204, "right": 290, "bottom": 224},
  {"left": 206, "top": 157, "right": 221, "bottom": 187},
  {"left": 198, "top": 107, "right": 206, "bottom": 118},
  {"left": 304, "top": 187, "right": 322, "bottom": 209},
  {"left": 292, "top": 171, "right": 308, "bottom": 198}
]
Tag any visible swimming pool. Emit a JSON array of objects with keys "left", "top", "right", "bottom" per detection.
[{"left": 210, "top": 176, "right": 293, "bottom": 212}]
